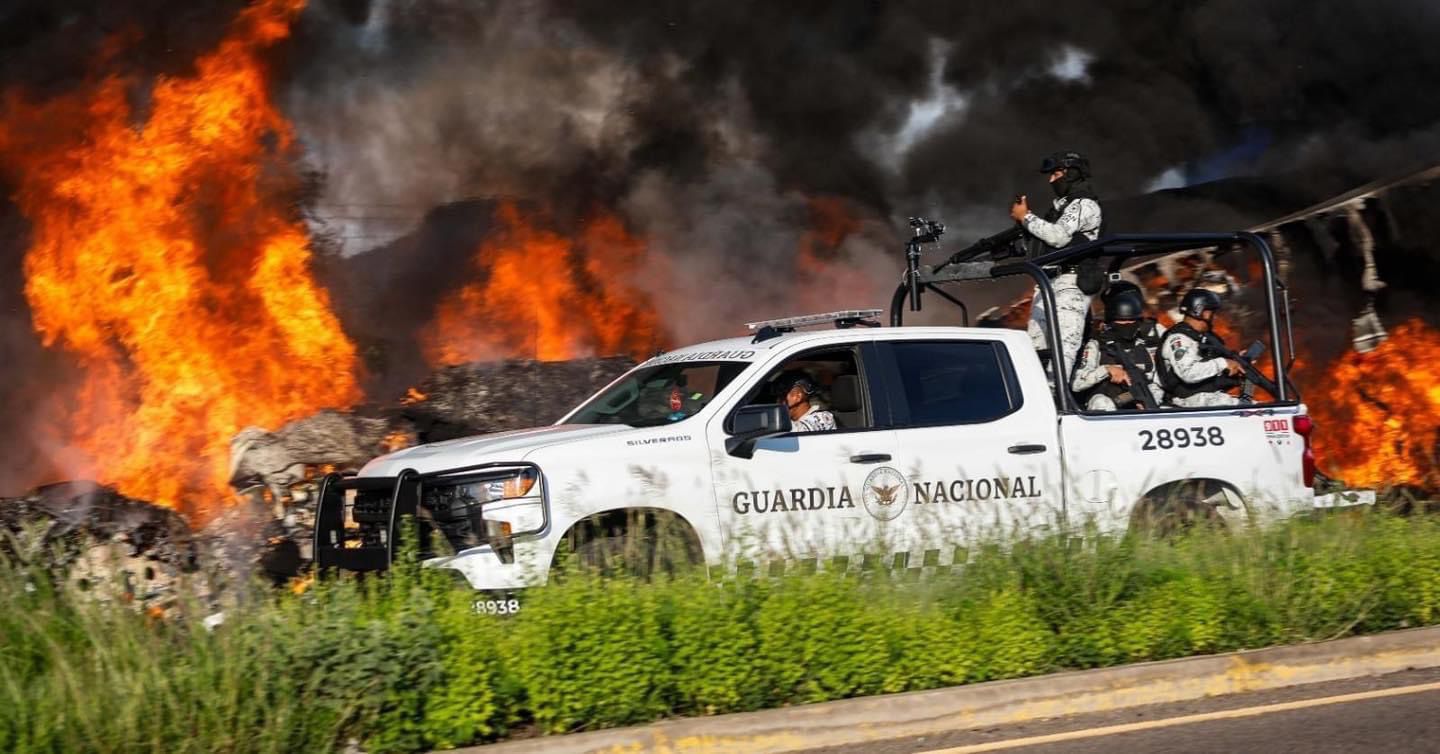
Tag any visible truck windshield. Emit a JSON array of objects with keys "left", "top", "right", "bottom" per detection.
[{"left": 565, "top": 360, "right": 750, "bottom": 428}]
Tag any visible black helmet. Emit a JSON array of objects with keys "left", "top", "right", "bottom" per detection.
[
  {"left": 1104, "top": 291, "right": 1144, "bottom": 322},
  {"left": 1179, "top": 288, "right": 1223, "bottom": 319},
  {"left": 1102, "top": 279, "right": 1142, "bottom": 303},
  {"left": 1040, "top": 150, "right": 1090, "bottom": 178}
]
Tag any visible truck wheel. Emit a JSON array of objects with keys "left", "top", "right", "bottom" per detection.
[
  {"left": 1131, "top": 481, "right": 1228, "bottom": 538},
  {"left": 552, "top": 509, "right": 703, "bottom": 580}
]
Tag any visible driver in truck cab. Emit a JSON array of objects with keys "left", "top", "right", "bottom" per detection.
[
  {"left": 776, "top": 371, "right": 836, "bottom": 432},
  {"left": 1157, "top": 288, "right": 1245, "bottom": 408}
]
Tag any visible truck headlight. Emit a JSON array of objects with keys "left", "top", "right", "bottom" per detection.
[
  {"left": 486, "top": 468, "right": 538, "bottom": 501},
  {"left": 421, "top": 467, "right": 545, "bottom": 557}
]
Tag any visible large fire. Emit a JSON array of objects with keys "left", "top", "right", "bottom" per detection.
[
  {"left": 423, "top": 201, "right": 666, "bottom": 364},
  {"left": 1304, "top": 319, "right": 1440, "bottom": 490},
  {"left": 0, "top": 0, "right": 360, "bottom": 515}
]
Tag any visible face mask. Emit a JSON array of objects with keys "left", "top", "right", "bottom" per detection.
[{"left": 1110, "top": 321, "right": 1141, "bottom": 341}]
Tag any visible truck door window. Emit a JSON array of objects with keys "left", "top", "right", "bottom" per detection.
[
  {"left": 884, "top": 341, "right": 1021, "bottom": 427},
  {"left": 736, "top": 348, "right": 871, "bottom": 431}
]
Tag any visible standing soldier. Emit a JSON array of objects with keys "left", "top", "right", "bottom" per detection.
[
  {"left": 1156, "top": 288, "right": 1244, "bottom": 407},
  {"left": 1071, "top": 290, "right": 1163, "bottom": 411},
  {"left": 1010, "top": 151, "right": 1105, "bottom": 379}
]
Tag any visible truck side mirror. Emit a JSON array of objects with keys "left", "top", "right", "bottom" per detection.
[{"left": 725, "top": 404, "right": 792, "bottom": 459}]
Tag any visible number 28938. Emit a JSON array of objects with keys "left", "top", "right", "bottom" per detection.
[{"left": 1138, "top": 427, "right": 1225, "bottom": 451}]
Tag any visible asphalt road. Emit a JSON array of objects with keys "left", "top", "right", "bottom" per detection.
[{"left": 800, "top": 667, "right": 1440, "bottom": 754}]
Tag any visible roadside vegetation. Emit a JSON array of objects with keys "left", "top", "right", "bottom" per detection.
[{"left": 5, "top": 510, "right": 1440, "bottom": 753}]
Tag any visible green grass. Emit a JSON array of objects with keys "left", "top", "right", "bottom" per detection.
[{"left": 5, "top": 511, "right": 1440, "bottom": 752}]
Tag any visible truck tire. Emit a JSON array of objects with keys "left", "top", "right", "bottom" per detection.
[
  {"left": 1130, "top": 480, "right": 1230, "bottom": 538},
  {"left": 552, "top": 509, "right": 703, "bottom": 579}
]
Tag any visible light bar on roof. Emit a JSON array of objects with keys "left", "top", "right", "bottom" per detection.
[{"left": 744, "top": 309, "right": 883, "bottom": 332}]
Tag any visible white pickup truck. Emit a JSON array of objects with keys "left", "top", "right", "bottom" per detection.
[{"left": 313, "top": 231, "right": 1365, "bottom": 593}]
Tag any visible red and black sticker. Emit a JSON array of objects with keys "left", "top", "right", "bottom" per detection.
[{"left": 1262, "top": 418, "right": 1294, "bottom": 446}]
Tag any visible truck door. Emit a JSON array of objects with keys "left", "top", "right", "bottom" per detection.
[
  {"left": 878, "top": 338, "right": 1065, "bottom": 559},
  {"left": 707, "top": 342, "right": 898, "bottom": 566}
]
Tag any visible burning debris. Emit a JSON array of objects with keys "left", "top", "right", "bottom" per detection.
[
  {"left": 0, "top": 481, "right": 197, "bottom": 607},
  {"left": 2, "top": 352, "right": 636, "bottom": 594},
  {"left": 230, "top": 410, "right": 395, "bottom": 505},
  {"left": 401, "top": 356, "right": 636, "bottom": 440},
  {"left": 227, "top": 356, "right": 637, "bottom": 506},
  {"left": 219, "top": 356, "right": 635, "bottom": 569},
  {"left": 1305, "top": 321, "right": 1440, "bottom": 492}
]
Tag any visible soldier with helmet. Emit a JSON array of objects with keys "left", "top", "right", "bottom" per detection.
[
  {"left": 1101, "top": 279, "right": 1166, "bottom": 358},
  {"left": 1071, "top": 289, "right": 1164, "bottom": 411},
  {"left": 1157, "top": 288, "right": 1245, "bottom": 408},
  {"left": 1010, "top": 151, "right": 1105, "bottom": 380}
]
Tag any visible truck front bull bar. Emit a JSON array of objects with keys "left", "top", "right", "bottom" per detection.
[{"left": 312, "top": 462, "right": 548, "bottom": 573}]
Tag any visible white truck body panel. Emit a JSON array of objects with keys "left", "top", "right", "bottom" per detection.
[{"left": 350, "top": 327, "right": 1330, "bottom": 591}]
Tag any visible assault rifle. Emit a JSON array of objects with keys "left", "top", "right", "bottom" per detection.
[
  {"left": 1201, "top": 337, "right": 1285, "bottom": 404},
  {"left": 937, "top": 225, "right": 1026, "bottom": 271},
  {"left": 1101, "top": 341, "right": 1160, "bottom": 410}
]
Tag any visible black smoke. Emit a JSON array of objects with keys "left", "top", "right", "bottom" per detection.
[
  {"left": 281, "top": 0, "right": 1440, "bottom": 347},
  {"left": 289, "top": 0, "right": 1440, "bottom": 210}
]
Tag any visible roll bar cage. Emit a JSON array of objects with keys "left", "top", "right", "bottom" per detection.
[{"left": 889, "top": 232, "right": 1297, "bottom": 413}]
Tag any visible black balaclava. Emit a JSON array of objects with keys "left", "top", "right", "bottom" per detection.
[
  {"left": 1110, "top": 321, "right": 1142, "bottom": 341},
  {"left": 1053, "top": 168, "right": 1096, "bottom": 200}
]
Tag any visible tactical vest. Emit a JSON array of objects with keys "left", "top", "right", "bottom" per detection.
[
  {"left": 1156, "top": 322, "right": 1229, "bottom": 400},
  {"left": 1086, "top": 332, "right": 1156, "bottom": 406},
  {"left": 1022, "top": 184, "right": 1104, "bottom": 259},
  {"left": 1138, "top": 319, "right": 1163, "bottom": 352}
]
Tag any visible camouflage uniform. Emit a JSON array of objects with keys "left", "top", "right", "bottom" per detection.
[
  {"left": 793, "top": 406, "right": 836, "bottom": 432},
  {"left": 1159, "top": 329, "right": 1238, "bottom": 408},
  {"left": 1071, "top": 337, "right": 1164, "bottom": 411},
  {"left": 1023, "top": 195, "right": 1103, "bottom": 378}
]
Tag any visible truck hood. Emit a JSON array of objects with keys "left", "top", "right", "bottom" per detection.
[{"left": 359, "top": 424, "right": 632, "bottom": 476}]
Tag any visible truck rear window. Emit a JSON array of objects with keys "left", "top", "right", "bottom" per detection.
[{"left": 886, "top": 341, "right": 1019, "bottom": 426}]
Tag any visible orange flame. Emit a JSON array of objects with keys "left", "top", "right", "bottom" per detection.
[
  {"left": 1305, "top": 319, "right": 1440, "bottom": 490},
  {"left": 0, "top": 0, "right": 360, "bottom": 516},
  {"left": 381, "top": 429, "right": 415, "bottom": 453},
  {"left": 424, "top": 202, "right": 666, "bottom": 364}
]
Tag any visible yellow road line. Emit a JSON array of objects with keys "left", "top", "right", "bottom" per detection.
[{"left": 916, "top": 679, "right": 1440, "bottom": 754}]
